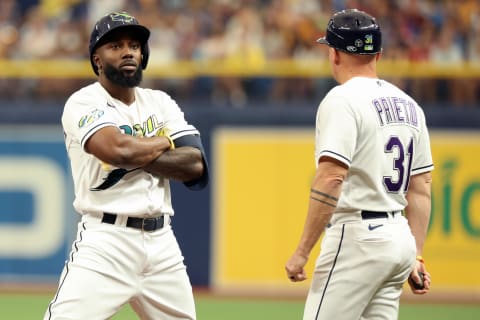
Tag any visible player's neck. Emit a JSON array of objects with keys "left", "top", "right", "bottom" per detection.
[
  {"left": 335, "top": 52, "right": 379, "bottom": 84},
  {"left": 337, "top": 66, "right": 378, "bottom": 84},
  {"left": 100, "top": 80, "right": 136, "bottom": 105}
]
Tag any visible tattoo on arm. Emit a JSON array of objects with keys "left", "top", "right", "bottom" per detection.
[
  {"left": 310, "top": 188, "right": 338, "bottom": 208},
  {"left": 310, "top": 189, "right": 338, "bottom": 201},
  {"left": 143, "top": 147, "right": 203, "bottom": 182}
]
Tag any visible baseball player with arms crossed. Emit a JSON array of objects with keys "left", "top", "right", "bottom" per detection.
[
  {"left": 285, "top": 9, "right": 433, "bottom": 320},
  {"left": 44, "top": 12, "right": 208, "bottom": 320}
]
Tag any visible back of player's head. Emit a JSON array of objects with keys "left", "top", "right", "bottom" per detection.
[
  {"left": 89, "top": 12, "right": 150, "bottom": 75},
  {"left": 317, "top": 9, "right": 382, "bottom": 55}
]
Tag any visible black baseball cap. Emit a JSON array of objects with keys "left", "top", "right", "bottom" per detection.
[
  {"left": 317, "top": 9, "right": 382, "bottom": 54},
  {"left": 89, "top": 12, "right": 150, "bottom": 75}
]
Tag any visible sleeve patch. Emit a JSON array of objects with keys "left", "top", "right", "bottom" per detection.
[{"left": 78, "top": 109, "right": 105, "bottom": 128}]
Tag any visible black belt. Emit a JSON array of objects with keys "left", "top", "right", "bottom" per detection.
[
  {"left": 361, "top": 210, "right": 398, "bottom": 220},
  {"left": 101, "top": 212, "right": 166, "bottom": 231}
]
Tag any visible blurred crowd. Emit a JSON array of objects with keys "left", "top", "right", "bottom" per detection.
[{"left": 0, "top": 0, "right": 480, "bottom": 107}]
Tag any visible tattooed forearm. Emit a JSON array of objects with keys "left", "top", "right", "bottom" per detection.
[
  {"left": 143, "top": 147, "right": 203, "bottom": 181},
  {"left": 310, "top": 196, "right": 337, "bottom": 207},
  {"left": 310, "top": 188, "right": 338, "bottom": 201},
  {"left": 310, "top": 188, "right": 338, "bottom": 207}
]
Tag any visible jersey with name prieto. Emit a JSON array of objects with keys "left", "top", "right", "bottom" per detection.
[
  {"left": 315, "top": 77, "right": 434, "bottom": 213},
  {"left": 62, "top": 82, "right": 199, "bottom": 218}
]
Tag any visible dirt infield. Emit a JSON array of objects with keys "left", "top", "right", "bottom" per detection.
[
  {"left": 208, "top": 285, "right": 480, "bottom": 305},
  {"left": 1, "top": 283, "right": 479, "bottom": 305}
]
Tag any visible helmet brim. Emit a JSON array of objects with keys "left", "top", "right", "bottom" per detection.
[{"left": 316, "top": 37, "right": 329, "bottom": 45}]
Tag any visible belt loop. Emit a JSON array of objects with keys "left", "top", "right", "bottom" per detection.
[
  {"left": 163, "top": 214, "right": 170, "bottom": 226},
  {"left": 391, "top": 211, "right": 400, "bottom": 218}
]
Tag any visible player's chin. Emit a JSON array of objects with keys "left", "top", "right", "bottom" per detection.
[{"left": 120, "top": 69, "right": 137, "bottom": 77}]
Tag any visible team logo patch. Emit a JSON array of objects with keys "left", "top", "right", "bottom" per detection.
[
  {"left": 78, "top": 109, "right": 104, "bottom": 128},
  {"left": 355, "top": 39, "right": 364, "bottom": 47},
  {"left": 365, "top": 34, "right": 373, "bottom": 44},
  {"left": 109, "top": 12, "right": 135, "bottom": 23},
  {"left": 364, "top": 34, "right": 374, "bottom": 51},
  {"left": 346, "top": 46, "right": 357, "bottom": 52}
]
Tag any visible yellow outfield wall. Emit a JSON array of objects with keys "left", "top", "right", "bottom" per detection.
[{"left": 211, "top": 128, "right": 480, "bottom": 294}]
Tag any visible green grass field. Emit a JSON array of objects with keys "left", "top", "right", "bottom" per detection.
[{"left": 1, "top": 293, "right": 479, "bottom": 319}]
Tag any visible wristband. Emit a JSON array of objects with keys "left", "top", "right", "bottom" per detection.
[
  {"left": 164, "top": 135, "right": 175, "bottom": 150},
  {"left": 156, "top": 128, "right": 175, "bottom": 150},
  {"left": 416, "top": 255, "right": 425, "bottom": 263}
]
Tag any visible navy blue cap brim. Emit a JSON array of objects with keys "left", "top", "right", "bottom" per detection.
[{"left": 316, "top": 37, "right": 329, "bottom": 45}]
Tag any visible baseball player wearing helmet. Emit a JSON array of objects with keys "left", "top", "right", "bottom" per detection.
[
  {"left": 44, "top": 12, "right": 208, "bottom": 320},
  {"left": 285, "top": 9, "right": 433, "bottom": 320}
]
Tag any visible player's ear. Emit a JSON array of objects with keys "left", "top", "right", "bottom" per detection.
[
  {"left": 92, "top": 54, "right": 102, "bottom": 71},
  {"left": 331, "top": 48, "right": 340, "bottom": 65}
]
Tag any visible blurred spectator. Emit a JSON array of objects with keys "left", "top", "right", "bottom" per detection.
[
  {"left": 86, "top": 0, "right": 127, "bottom": 27},
  {"left": 264, "top": 0, "right": 321, "bottom": 104},
  {"left": 0, "top": 0, "right": 20, "bottom": 58},
  {"left": 55, "top": 19, "right": 85, "bottom": 59},
  {"left": 464, "top": 0, "right": 480, "bottom": 107},
  {"left": 17, "top": 0, "right": 40, "bottom": 16},
  {"left": 134, "top": 0, "right": 200, "bottom": 101},
  {"left": 16, "top": 5, "right": 58, "bottom": 59},
  {"left": 407, "top": 19, "right": 436, "bottom": 105},
  {"left": 6, "top": 5, "right": 58, "bottom": 99},
  {"left": 13, "top": 3, "right": 89, "bottom": 100},
  {"left": 212, "top": 5, "right": 265, "bottom": 108},
  {"left": 0, "top": 0, "right": 21, "bottom": 99},
  {"left": 0, "top": 0, "right": 479, "bottom": 108},
  {"left": 429, "top": 17, "right": 466, "bottom": 106},
  {"left": 39, "top": 0, "right": 84, "bottom": 18}
]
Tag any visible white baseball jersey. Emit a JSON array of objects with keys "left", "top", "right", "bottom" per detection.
[
  {"left": 303, "top": 76, "right": 433, "bottom": 320},
  {"left": 62, "top": 82, "right": 199, "bottom": 218},
  {"left": 315, "top": 76, "right": 434, "bottom": 212}
]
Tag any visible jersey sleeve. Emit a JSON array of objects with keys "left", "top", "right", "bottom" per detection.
[
  {"left": 412, "top": 109, "right": 434, "bottom": 175},
  {"left": 151, "top": 90, "right": 208, "bottom": 190},
  {"left": 315, "top": 92, "right": 357, "bottom": 167},
  {"left": 152, "top": 91, "right": 199, "bottom": 140},
  {"left": 62, "top": 91, "right": 118, "bottom": 151}
]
